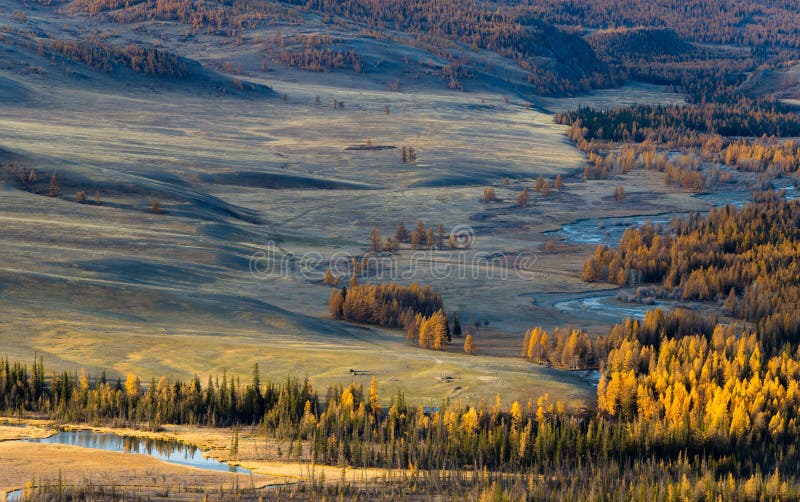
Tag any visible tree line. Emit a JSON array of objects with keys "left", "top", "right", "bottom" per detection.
[
  {"left": 557, "top": 99, "right": 800, "bottom": 144},
  {"left": 274, "top": 47, "right": 363, "bottom": 73},
  {"left": 328, "top": 281, "right": 443, "bottom": 329},
  {"left": 0, "top": 357, "right": 313, "bottom": 430},
  {"left": 525, "top": 0, "right": 800, "bottom": 51},
  {"left": 46, "top": 36, "right": 189, "bottom": 78},
  {"left": 583, "top": 197, "right": 800, "bottom": 353},
  {"left": 72, "top": 0, "right": 618, "bottom": 96},
  {"left": 521, "top": 326, "right": 595, "bottom": 369},
  {"left": 8, "top": 307, "right": 800, "bottom": 500}
]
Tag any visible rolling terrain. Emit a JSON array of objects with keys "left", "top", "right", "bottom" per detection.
[
  {"left": 0, "top": 0, "right": 698, "bottom": 408},
  {"left": 4, "top": 0, "right": 800, "bottom": 500}
]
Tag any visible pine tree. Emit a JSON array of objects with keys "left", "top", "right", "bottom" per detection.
[
  {"left": 724, "top": 288, "right": 737, "bottom": 315},
  {"left": 370, "top": 227, "right": 382, "bottom": 253},
  {"left": 324, "top": 269, "right": 338, "bottom": 285},
  {"left": 432, "top": 310, "right": 448, "bottom": 350},
  {"left": 48, "top": 172, "right": 60, "bottom": 197},
  {"left": 27, "top": 168, "right": 37, "bottom": 189},
  {"left": 426, "top": 228, "right": 435, "bottom": 249},
  {"left": 510, "top": 400, "right": 522, "bottom": 425},
  {"left": 329, "top": 288, "right": 344, "bottom": 318},
  {"left": 368, "top": 377, "right": 381, "bottom": 420},
  {"left": 418, "top": 319, "right": 431, "bottom": 349},
  {"left": 452, "top": 313, "right": 462, "bottom": 338},
  {"left": 464, "top": 334, "right": 475, "bottom": 355},
  {"left": 125, "top": 374, "right": 140, "bottom": 398},
  {"left": 539, "top": 331, "right": 550, "bottom": 362},
  {"left": 517, "top": 187, "right": 529, "bottom": 208},
  {"left": 396, "top": 221, "right": 409, "bottom": 243}
]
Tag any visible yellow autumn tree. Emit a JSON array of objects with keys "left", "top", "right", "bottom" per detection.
[
  {"left": 368, "top": 376, "right": 381, "bottom": 420},
  {"left": 510, "top": 400, "right": 522, "bottom": 427},
  {"left": 464, "top": 333, "right": 475, "bottom": 355},
  {"left": 460, "top": 407, "right": 479, "bottom": 435}
]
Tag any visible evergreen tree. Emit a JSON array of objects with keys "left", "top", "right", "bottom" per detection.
[
  {"left": 395, "top": 221, "right": 409, "bottom": 243},
  {"left": 464, "top": 334, "right": 475, "bottom": 355},
  {"left": 517, "top": 187, "right": 529, "bottom": 207},
  {"left": 48, "top": 172, "right": 60, "bottom": 197}
]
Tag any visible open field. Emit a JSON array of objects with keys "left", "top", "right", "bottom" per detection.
[
  {"left": 0, "top": 6, "right": 750, "bottom": 410},
  {"left": 4, "top": 0, "right": 800, "bottom": 499}
]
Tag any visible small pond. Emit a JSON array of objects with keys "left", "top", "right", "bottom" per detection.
[
  {"left": 27, "top": 429, "right": 249, "bottom": 473},
  {"left": 6, "top": 428, "right": 250, "bottom": 500}
]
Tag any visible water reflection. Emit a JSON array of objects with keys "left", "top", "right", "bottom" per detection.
[
  {"left": 549, "top": 213, "right": 678, "bottom": 247},
  {"left": 27, "top": 429, "right": 250, "bottom": 474},
  {"left": 552, "top": 183, "right": 798, "bottom": 247},
  {"left": 554, "top": 294, "right": 672, "bottom": 321}
]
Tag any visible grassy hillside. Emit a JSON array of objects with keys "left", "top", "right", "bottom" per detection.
[{"left": 47, "top": 0, "right": 620, "bottom": 96}]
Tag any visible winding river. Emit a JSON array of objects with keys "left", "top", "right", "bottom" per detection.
[{"left": 550, "top": 181, "right": 798, "bottom": 247}]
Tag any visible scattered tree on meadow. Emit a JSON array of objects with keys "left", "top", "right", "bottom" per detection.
[
  {"left": 437, "top": 223, "right": 445, "bottom": 248},
  {"left": 452, "top": 313, "right": 462, "bottom": 338},
  {"left": 370, "top": 227, "right": 382, "bottom": 253},
  {"left": 411, "top": 230, "right": 420, "bottom": 250},
  {"left": 517, "top": 187, "right": 529, "bottom": 207},
  {"left": 48, "top": 172, "right": 60, "bottom": 197},
  {"left": 464, "top": 333, "right": 475, "bottom": 355},
  {"left": 541, "top": 179, "right": 551, "bottom": 196},
  {"left": 425, "top": 228, "right": 435, "bottom": 248},
  {"left": 27, "top": 169, "right": 37, "bottom": 190},
  {"left": 323, "top": 269, "right": 339, "bottom": 285},
  {"left": 395, "top": 221, "right": 409, "bottom": 243}
]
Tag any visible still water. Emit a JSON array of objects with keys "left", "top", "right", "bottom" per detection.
[{"left": 26, "top": 429, "right": 250, "bottom": 474}]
